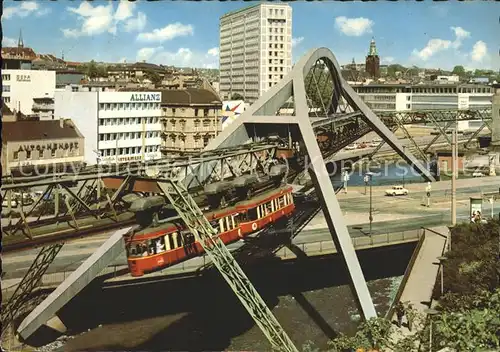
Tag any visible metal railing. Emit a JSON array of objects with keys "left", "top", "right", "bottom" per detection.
[
  {"left": 385, "top": 228, "right": 428, "bottom": 319},
  {"left": 277, "top": 229, "right": 423, "bottom": 259},
  {"left": 2, "top": 229, "right": 424, "bottom": 299}
]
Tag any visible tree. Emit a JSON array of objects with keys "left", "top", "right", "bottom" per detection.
[
  {"left": 144, "top": 70, "right": 162, "bottom": 87},
  {"left": 84, "top": 60, "right": 98, "bottom": 81},
  {"left": 387, "top": 64, "right": 406, "bottom": 78},
  {"left": 304, "top": 69, "right": 334, "bottom": 115},
  {"left": 430, "top": 289, "right": 500, "bottom": 351},
  {"left": 230, "top": 93, "right": 245, "bottom": 101},
  {"left": 452, "top": 65, "right": 466, "bottom": 76},
  {"left": 96, "top": 65, "right": 108, "bottom": 78}
]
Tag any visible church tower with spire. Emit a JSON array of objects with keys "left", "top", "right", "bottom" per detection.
[
  {"left": 365, "top": 37, "right": 380, "bottom": 79},
  {"left": 18, "top": 29, "right": 24, "bottom": 49}
]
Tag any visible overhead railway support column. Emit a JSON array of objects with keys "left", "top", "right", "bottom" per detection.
[
  {"left": 203, "top": 47, "right": 437, "bottom": 321},
  {"left": 491, "top": 84, "right": 500, "bottom": 151},
  {"left": 17, "top": 228, "right": 131, "bottom": 340}
]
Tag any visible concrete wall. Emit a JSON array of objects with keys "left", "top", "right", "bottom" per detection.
[
  {"left": 4, "top": 136, "right": 85, "bottom": 175},
  {"left": 2, "top": 69, "right": 56, "bottom": 115},
  {"left": 54, "top": 91, "right": 99, "bottom": 165}
]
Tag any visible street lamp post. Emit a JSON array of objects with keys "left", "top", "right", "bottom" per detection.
[
  {"left": 451, "top": 128, "right": 457, "bottom": 226},
  {"left": 366, "top": 172, "right": 374, "bottom": 235},
  {"left": 437, "top": 256, "right": 447, "bottom": 296},
  {"left": 364, "top": 174, "right": 369, "bottom": 195},
  {"left": 424, "top": 308, "right": 439, "bottom": 352}
]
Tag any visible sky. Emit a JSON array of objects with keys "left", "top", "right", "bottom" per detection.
[{"left": 2, "top": 0, "right": 499, "bottom": 71}]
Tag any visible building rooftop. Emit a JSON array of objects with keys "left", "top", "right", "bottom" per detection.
[
  {"left": 221, "top": 3, "right": 261, "bottom": 19},
  {"left": 161, "top": 88, "right": 222, "bottom": 106},
  {"left": 117, "top": 87, "right": 222, "bottom": 105},
  {"left": 352, "top": 82, "right": 492, "bottom": 89},
  {"left": 2, "top": 119, "right": 83, "bottom": 142},
  {"left": 1, "top": 46, "right": 37, "bottom": 60}
]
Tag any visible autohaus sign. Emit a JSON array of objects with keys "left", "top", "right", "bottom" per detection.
[
  {"left": 130, "top": 93, "right": 161, "bottom": 102},
  {"left": 18, "top": 142, "right": 79, "bottom": 152}
]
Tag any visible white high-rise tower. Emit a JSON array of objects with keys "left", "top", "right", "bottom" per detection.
[{"left": 219, "top": 3, "right": 292, "bottom": 104}]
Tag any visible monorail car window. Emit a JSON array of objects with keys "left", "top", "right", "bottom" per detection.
[
  {"left": 128, "top": 241, "right": 149, "bottom": 258},
  {"left": 155, "top": 237, "right": 166, "bottom": 253},
  {"left": 247, "top": 208, "right": 258, "bottom": 221},
  {"left": 278, "top": 195, "right": 285, "bottom": 208}
]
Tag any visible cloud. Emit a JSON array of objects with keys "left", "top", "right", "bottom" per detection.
[
  {"left": 335, "top": 16, "right": 373, "bottom": 36},
  {"left": 382, "top": 56, "right": 395, "bottom": 64},
  {"left": 137, "top": 23, "right": 194, "bottom": 42},
  {"left": 62, "top": 1, "right": 147, "bottom": 38},
  {"left": 124, "top": 12, "right": 147, "bottom": 32},
  {"left": 292, "top": 37, "right": 304, "bottom": 47},
  {"left": 207, "top": 47, "right": 219, "bottom": 57},
  {"left": 2, "top": 37, "right": 18, "bottom": 47},
  {"left": 62, "top": 2, "right": 116, "bottom": 37},
  {"left": 3, "top": 1, "right": 51, "bottom": 19},
  {"left": 412, "top": 38, "right": 452, "bottom": 60},
  {"left": 471, "top": 41, "right": 487, "bottom": 62},
  {"left": 412, "top": 26, "right": 472, "bottom": 61},
  {"left": 142, "top": 47, "right": 219, "bottom": 68},
  {"left": 136, "top": 47, "right": 163, "bottom": 62},
  {"left": 114, "top": 0, "right": 135, "bottom": 21},
  {"left": 450, "top": 26, "right": 470, "bottom": 49}
]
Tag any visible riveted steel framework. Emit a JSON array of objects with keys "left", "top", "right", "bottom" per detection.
[
  {"left": 2, "top": 144, "right": 287, "bottom": 339},
  {"left": 158, "top": 180, "right": 298, "bottom": 351},
  {"left": 1, "top": 143, "right": 282, "bottom": 248},
  {"left": 1, "top": 244, "right": 64, "bottom": 340},
  {"left": 203, "top": 47, "right": 439, "bottom": 321}
]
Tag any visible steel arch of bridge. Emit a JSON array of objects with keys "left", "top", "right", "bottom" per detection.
[{"left": 205, "top": 47, "right": 436, "bottom": 322}]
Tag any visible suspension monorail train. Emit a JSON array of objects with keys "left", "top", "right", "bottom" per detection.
[{"left": 125, "top": 185, "right": 295, "bottom": 277}]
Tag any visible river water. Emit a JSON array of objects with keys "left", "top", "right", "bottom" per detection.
[
  {"left": 331, "top": 161, "right": 428, "bottom": 187},
  {"left": 30, "top": 243, "right": 414, "bottom": 351}
]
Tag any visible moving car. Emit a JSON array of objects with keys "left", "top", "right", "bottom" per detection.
[{"left": 385, "top": 185, "right": 409, "bottom": 196}]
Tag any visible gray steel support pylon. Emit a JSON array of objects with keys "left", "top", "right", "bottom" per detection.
[
  {"left": 17, "top": 228, "right": 130, "bottom": 340},
  {"left": 293, "top": 73, "right": 378, "bottom": 319},
  {"left": 203, "top": 47, "right": 435, "bottom": 321},
  {"left": 157, "top": 181, "right": 298, "bottom": 352},
  {"left": 1, "top": 244, "right": 64, "bottom": 339}
]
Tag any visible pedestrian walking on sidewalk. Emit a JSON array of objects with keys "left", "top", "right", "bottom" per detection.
[
  {"left": 406, "top": 303, "right": 415, "bottom": 331},
  {"left": 395, "top": 301, "right": 405, "bottom": 328}
]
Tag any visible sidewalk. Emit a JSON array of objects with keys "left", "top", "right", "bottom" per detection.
[
  {"left": 336, "top": 175, "right": 500, "bottom": 199},
  {"left": 390, "top": 226, "right": 448, "bottom": 346}
]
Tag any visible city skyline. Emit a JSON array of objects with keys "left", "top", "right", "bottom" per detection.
[{"left": 2, "top": 0, "right": 498, "bottom": 70}]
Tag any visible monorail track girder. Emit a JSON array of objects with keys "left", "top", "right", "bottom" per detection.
[{"left": 156, "top": 180, "right": 298, "bottom": 352}]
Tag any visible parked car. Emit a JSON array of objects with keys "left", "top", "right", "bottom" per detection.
[
  {"left": 385, "top": 185, "right": 409, "bottom": 196},
  {"left": 472, "top": 171, "right": 485, "bottom": 177},
  {"left": 345, "top": 143, "right": 358, "bottom": 150},
  {"left": 2, "top": 198, "right": 18, "bottom": 208}
]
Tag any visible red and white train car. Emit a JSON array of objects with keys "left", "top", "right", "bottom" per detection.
[{"left": 125, "top": 186, "right": 295, "bottom": 277}]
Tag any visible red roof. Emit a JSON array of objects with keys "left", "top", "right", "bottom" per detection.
[
  {"left": 2, "top": 120, "right": 83, "bottom": 142},
  {"left": 1, "top": 47, "right": 37, "bottom": 60}
]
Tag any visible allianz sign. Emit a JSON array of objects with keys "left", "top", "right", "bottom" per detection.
[{"left": 130, "top": 93, "right": 161, "bottom": 102}]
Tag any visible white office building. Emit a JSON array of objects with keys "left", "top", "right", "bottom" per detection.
[
  {"left": 1, "top": 69, "right": 56, "bottom": 116},
  {"left": 54, "top": 89, "right": 162, "bottom": 166},
  {"left": 352, "top": 83, "right": 493, "bottom": 130},
  {"left": 219, "top": 3, "right": 292, "bottom": 103}
]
